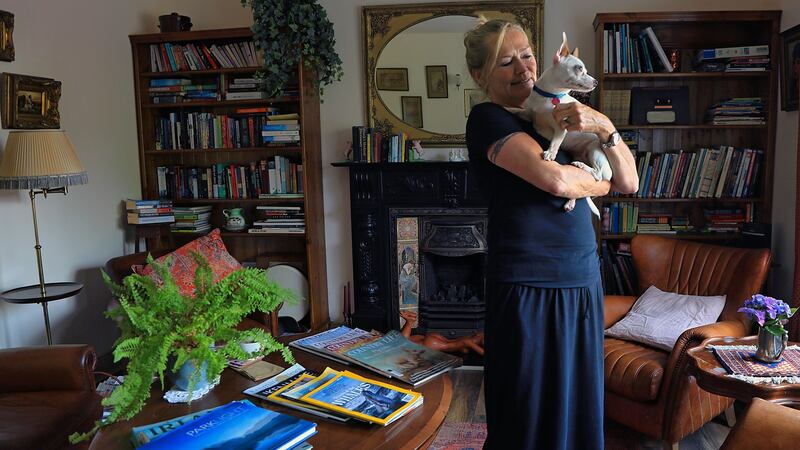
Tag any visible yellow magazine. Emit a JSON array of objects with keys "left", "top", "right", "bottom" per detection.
[
  {"left": 267, "top": 373, "right": 351, "bottom": 422},
  {"left": 300, "top": 371, "right": 423, "bottom": 426}
]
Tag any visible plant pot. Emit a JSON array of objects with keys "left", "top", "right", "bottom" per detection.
[
  {"left": 169, "top": 359, "right": 210, "bottom": 391},
  {"left": 754, "top": 326, "right": 788, "bottom": 363},
  {"left": 239, "top": 341, "right": 261, "bottom": 355}
]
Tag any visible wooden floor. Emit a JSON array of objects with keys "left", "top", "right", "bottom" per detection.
[{"left": 442, "top": 367, "right": 731, "bottom": 449}]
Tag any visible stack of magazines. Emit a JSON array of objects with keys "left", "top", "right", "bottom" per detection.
[
  {"left": 244, "top": 364, "right": 424, "bottom": 426},
  {"left": 288, "top": 326, "right": 462, "bottom": 386}
]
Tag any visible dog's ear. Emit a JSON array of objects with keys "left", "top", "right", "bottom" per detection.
[
  {"left": 558, "top": 32, "right": 571, "bottom": 58},
  {"left": 572, "top": 47, "right": 580, "bottom": 58}
]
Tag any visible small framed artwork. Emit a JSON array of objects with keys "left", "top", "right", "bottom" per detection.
[
  {"left": 0, "top": 11, "right": 13, "bottom": 62},
  {"left": 781, "top": 24, "right": 800, "bottom": 111},
  {"left": 464, "top": 89, "right": 484, "bottom": 117},
  {"left": 425, "top": 65, "right": 448, "bottom": 98},
  {"left": 375, "top": 67, "right": 409, "bottom": 91},
  {"left": 1, "top": 73, "right": 62, "bottom": 129},
  {"left": 401, "top": 96, "right": 423, "bottom": 128}
]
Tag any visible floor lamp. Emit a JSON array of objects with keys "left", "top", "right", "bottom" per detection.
[{"left": 0, "top": 130, "right": 88, "bottom": 345}]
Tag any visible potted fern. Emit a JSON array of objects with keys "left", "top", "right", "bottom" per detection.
[
  {"left": 70, "top": 253, "right": 296, "bottom": 443},
  {"left": 241, "top": 0, "right": 343, "bottom": 97}
]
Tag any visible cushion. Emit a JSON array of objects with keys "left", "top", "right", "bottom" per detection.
[
  {"left": 604, "top": 337, "right": 667, "bottom": 401},
  {"left": 604, "top": 285, "right": 726, "bottom": 351},
  {"left": 137, "top": 229, "right": 242, "bottom": 296}
]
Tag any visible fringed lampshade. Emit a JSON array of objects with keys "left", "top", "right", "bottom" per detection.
[{"left": 0, "top": 130, "right": 88, "bottom": 190}]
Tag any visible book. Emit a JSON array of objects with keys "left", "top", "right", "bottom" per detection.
[
  {"left": 138, "top": 399, "right": 316, "bottom": 450},
  {"left": 641, "top": 27, "right": 673, "bottom": 72},
  {"left": 695, "top": 44, "right": 769, "bottom": 61},
  {"left": 266, "top": 369, "right": 353, "bottom": 422},
  {"left": 130, "top": 406, "right": 220, "bottom": 447},
  {"left": 300, "top": 370, "right": 423, "bottom": 426},
  {"left": 127, "top": 214, "right": 175, "bottom": 225}
]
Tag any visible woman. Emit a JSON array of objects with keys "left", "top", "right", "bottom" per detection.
[{"left": 463, "top": 19, "right": 638, "bottom": 449}]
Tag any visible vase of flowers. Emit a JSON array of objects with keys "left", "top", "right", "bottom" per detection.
[{"left": 738, "top": 294, "right": 797, "bottom": 363}]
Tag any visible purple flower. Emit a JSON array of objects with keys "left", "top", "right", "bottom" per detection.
[
  {"left": 738, "top": 307, "right": 766, "bottom": 326},
  {"left": 739, "top": 294, "right": 796, "bottom": 332}
]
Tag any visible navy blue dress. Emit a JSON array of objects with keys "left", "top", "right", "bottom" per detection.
[{"left": 466, "top": 102, "right": 604, "bottom": 450}]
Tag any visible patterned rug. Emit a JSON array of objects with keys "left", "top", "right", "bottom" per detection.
[{"left": 429, "top": 422, "right": 487, "bottom": 450}]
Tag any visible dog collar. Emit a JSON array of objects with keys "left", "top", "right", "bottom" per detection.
[{"left": 532, "top": 85, "right": 567, "bottom": 105}]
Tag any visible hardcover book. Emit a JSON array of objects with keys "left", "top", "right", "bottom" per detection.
[{"left": 130, "top": 406, "right": 219, "bottom": 447}]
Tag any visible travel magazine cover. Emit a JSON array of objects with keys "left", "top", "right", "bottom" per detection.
[
  {"left": 242, "top": 363, "right": 314, "bottom": 401},
  {"left": 300, "top": 371, "right": 423, "bottom": 426},
  {"left": 267, "top": 373, "right": 352, "bottom": 422},
  {"left": 288, "top": 326, "right": 355, "bottom": 365},
  {"left": 138, "top": 400, "right": 316, "bottom": 450},
  {"left": 131, "top": 406, "right": 219, "bottom": 447}
]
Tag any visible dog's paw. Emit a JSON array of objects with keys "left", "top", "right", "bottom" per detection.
[
  {"left": 543, "top": 149, "right": 558, "bottom": 161},
  {"left": 571, "top": 161, "right": 591, "bottom": 171},
  {"left": 564, "top": 198, "right": 576, "bottom": 212}
]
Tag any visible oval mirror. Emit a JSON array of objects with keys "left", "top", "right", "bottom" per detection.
[{"left": 364, "top": 1, "right": 543, "bottom": 146}]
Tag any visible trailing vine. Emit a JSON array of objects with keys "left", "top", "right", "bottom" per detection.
[{"left": 241, "top": 0, "right": 343, "bottom": 97}]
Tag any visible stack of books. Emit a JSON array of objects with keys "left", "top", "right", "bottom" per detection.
[
  {"left": 249, "top": 205, "right": 305, "bottom": 234},
  {"left": 705, "top": 98, "right": 765, "bottom": 125},
  {"left": 289, "top": 326, "right": 462, "bottom": 387},
  {"left": 693, "top": 44, "right": 770, "bottom": 72},
  {"left": 263, "top": 113, "right": 301, "bottom": 144},
  {"left": 225, "top": 77, "right": 267, "bottom": 101},
  {"left": 126, "top": 199, "right": 174, "bottom": 225},
  {"left": 170, "top": 205, "right": 212, "bottom": 234},
  {"left": 244, "top": 364, "right": 424, "bottom": 426},
  {"left": 131, "top": 399, "right": 315, "bottom": 449},
  {"left": 148, "top": 78, "right": 218, "bottom": 104}
]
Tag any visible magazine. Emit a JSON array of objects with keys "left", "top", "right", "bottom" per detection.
[
  {"left": 300, "top": 371, "right": 423, "bottom": 426},
  {"left": 138, "top": 399, "right": 316, "bottom": 450},
  {"left": 267, "top": 373, "right": 352, "bottom": 422},
  {"left": 242, "top": 363, "right": 314, "bottom": 401},
  {"left": 289, "top": 326, "right": 377, "bottom": 365},
  {"left": 130, "top": 406, "right": 220, "bottom": 447}
]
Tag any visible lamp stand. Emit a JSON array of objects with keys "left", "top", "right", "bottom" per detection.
[{"left": 29, "top": 186, "right": 67, "bottom": 346}]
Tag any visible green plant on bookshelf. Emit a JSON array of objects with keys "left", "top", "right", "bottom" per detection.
[
  {"left": 69, "top": 253, "right": 296, "bottom": 443},
  {"left": 241, "top": 0, "right": 343, "bottom": 97}
]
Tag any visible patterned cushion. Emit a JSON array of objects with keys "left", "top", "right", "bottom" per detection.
[{"left": 137, "top": 229, "right": 241, "bottom": 296}]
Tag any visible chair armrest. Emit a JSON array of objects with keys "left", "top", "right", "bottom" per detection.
[
  {"left": 673, "top": 320, "right": 748, "bottom": 354},
  {"left": 0, "top": 345, "right": 97, "bottom": 393},
  {"left": 604, "top": 295, "right": 637, "bottom": 329}
]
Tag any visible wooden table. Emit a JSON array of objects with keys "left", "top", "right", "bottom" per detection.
[
  {"left": 687, "top": 336, "right": 800, "bottom": 407},
  {"left": 90, "top": 341, "right": 453, "bottom": 449}
]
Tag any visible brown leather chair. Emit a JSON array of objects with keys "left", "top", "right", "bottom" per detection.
[
  {"left": 0, "top": 345, "right": 102, "bottom": 450},
  {"left": 604, "top": 235, "right": 771, "bottom": 447},
  {"left": 720, "top": 398, "right": 800, "bottom": 450},
  {"left": 104, "top": 250, "right": 279, "bottom": 335}
]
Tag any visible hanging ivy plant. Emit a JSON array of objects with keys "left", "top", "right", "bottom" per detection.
[{"left": 241, "top": 0, "right": 343, "bottom": 97}]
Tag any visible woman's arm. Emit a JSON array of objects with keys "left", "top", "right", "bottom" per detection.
[
  {"left": 487, "top": 131, "right": 611, "bottom": 199},
  {"left": 553, "top": 103, "right": 639, "bottom": 194}
]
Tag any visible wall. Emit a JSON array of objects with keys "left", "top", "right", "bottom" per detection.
[{"left": 1, "top": 0, "right": 796, "bottom": 354}]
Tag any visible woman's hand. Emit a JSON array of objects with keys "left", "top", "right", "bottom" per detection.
[{"left": 552, "top": 102, "right": 615, "bottom": 142}]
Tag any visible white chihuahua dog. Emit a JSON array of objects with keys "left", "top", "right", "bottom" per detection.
[{"left": 509, "top": 32, "right": 612, "bottom": 217}]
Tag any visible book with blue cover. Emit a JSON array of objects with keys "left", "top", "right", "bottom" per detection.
[
  {"left": 138, "top": 399, "right": 316, "bottom": 450},
  {"left": 130, "top": 406, "right": 220, "bottom": 447}
]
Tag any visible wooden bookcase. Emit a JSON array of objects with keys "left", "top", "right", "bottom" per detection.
[
  {"left": 593, "top": 11, "right": 780, "bottom": 293},
  {"left": 129, "top": 28, "right": 329, "bottom": 330}
]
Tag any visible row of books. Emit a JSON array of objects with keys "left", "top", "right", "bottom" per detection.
[
  {"left": 243, "top": 363, "right": 423, "bottom": 426},
  {"left": 601, "top": 203, "right": 754, "bottom": 235},
  {"left": 601, "top": 242, "right": 636, "bottom": 296},
  {"left": 154, "top": 111, "right": 298, "bottom": 150},
  {"left": 249, "top": 206, "right": 306, "bottom": 234},
  {"left": 149, "top": 41, "right": 260, "bottom": 73},
  {"left": 705, "top": 98, "right": 765, "bottom": 125},
  {"left": 171, "top": 205, "right": 213, "bottom": 234},
  {"left": 350, "top": 126, "right": 419, "bottom": 163},
  {"left": 603, "top": 24, "right": 672, "bottom": 74},
  {"left": 290, "top": 326, "right": 462, "bottom": 387},
  {"left": 693, "top": 45, "right": 770, "bottom": 72},
  {"left": 627, "top": 146, "right": 763, "bottom": 199},
  {"left": 156, "top": 157, "right": 304, "bottom": 200},
  {"left": 148, "top": 78, "right": 218, "bottom": 103},
  {"left": 125, "top": 199, "right": 175, "bottom": 225}
]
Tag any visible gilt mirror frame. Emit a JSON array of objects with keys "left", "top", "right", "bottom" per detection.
[{"left": 363, "top": 1, "right": 543, "bottom": 146}]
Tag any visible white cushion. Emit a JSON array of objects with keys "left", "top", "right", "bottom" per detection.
[{"left": 605, "top": 285, "right": 726, "bottom": 351}]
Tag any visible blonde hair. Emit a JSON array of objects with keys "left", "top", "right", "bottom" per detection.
[{"left": 464, "top": 16, "right": 526, "bottom": 91}]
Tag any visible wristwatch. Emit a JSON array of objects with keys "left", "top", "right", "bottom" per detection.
[{"left": 601, "top": 131, "right": 621, "bottom": 150}]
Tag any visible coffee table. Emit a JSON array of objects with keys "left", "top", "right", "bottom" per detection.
[
  {"left": 687, "top": 336, "right": 800, "bottom": 407},
  {"left": 89, "top": 338, "right": 453, "bottom": 449}
]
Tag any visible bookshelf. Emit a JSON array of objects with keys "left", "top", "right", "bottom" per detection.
[
  {"left": 129, "top": 28, "right": 329, "bottom": 330},
  {"left": 593, "top": 11, "right": 780, "bottom": 294}
]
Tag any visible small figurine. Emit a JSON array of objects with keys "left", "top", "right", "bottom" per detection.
[{"left": 399, "top": 310, "right": 484, "bottom": 356}]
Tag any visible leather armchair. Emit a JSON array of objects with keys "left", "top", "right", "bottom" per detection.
[
  {"left": 0, "top": 345, "right": 102, "bottom": 450},
  {"left": 720, "top": 398, "right": 800, "bottom": 450},
  {"left": 104, "top": 251, "right": 279, "bottom": 335},
  {"left": 604, "top": 235, "right": 771, "bottom": 446}
]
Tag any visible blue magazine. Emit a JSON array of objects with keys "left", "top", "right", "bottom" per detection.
[{"left": 139, "top": 399, "right": 316, "bottom": 450}]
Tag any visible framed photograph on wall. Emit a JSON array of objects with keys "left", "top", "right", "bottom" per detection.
[
  {"left": 401, "top": 96, "right": 423, "bottom": 128},
  {"left": 1, "top": 73, "right": 62, "bottom": 129},
  {"left": 425, "top": 65, "right": 448, "bottom": 98},
  {"left": 376, "top": 68, "right": 409, "bottom": 91},
  {"left": 781, "top": 23, "right": 800, "bottom": 111},
  {"left": 464, "top": 89, "right": 484, "bottom": 117},
  {"left": 0, "top": 11, "right": 13, "bottom": 62}
]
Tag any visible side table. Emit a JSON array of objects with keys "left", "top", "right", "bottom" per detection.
[
  {"left": 0, "top": 282, "right": 83, "bottom": 345},
  {"left": 687, "top": 336, "right": 800, "bottom": 407}
]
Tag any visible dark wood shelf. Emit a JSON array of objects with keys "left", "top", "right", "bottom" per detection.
[
  {"left": 331, "top": 160, "right": 469, "bottom": 168},
  {"left": 140, "top": 66, "right": 262, "bottom": 77},
  {"left": 599, "top": 197, "right": 764, "bottom": 204},
  {"left": 617, "top": 124, "right": 767, "bottom": 130},
  {"left": 144, "top": 146, "right": 301, "bottom": 155},
  {"left": 143, "top": 97, "right": 300, "bottom": 108},
  {"left": 603, "top": 71, "right": 770, "bottom": 79},
  {"left": 169, "top": 197, "right": 304, "bottom": 204},
  {"left": 220, "top": 231, "right": 306, "bottom": 238},
  {"left": 602, "top": 233, "right": 743, "bottom": 241}
]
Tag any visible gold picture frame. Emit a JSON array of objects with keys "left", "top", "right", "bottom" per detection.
[
  {"left": 401, "top": 96, "right": 423, "bottom": 128},
  {"left": 1, "top": 73, "right": 62, "bottom": 129},
  {"left": 375, "top": 67, "right": 409, "bottom": 91},
  {"left": 425, "top": 65, "right": 448, "bottom": 98},
  {"left": 0, "top": 11, "right": 13, "bottom": 62}
]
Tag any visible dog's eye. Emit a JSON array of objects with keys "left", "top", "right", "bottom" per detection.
[{"left": 574, "top": 66, "right": 584, "bottom": 74}]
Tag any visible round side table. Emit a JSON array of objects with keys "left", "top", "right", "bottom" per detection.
[{"left": 0, "top": 282, "right": 83, "bottom": 345}]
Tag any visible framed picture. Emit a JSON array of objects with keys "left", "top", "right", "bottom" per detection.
[
  {"left": 425, "top": 65, "right": 448, "bottom": 98},
  {"left": 781, "top": 24, "right": 800, "bottom": 111},
  {"left": 375, "top": 68, "right": 409, "bottom": 91},
  {"left": 1, "top": 73, "right": 62, "bottom": 129},
  {"left": 401, "top": 96, "right": 423, "bottom": 128},
  {"left": 0, "top": 11, "right": 13, "bottom": 62},
  {"left": 464, "top": 89, "right": 484, "bottom": 117}
]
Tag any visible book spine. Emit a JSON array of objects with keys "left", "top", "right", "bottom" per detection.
[{"left": 643, "top": 27, "right": 673, "bottom": 72}]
